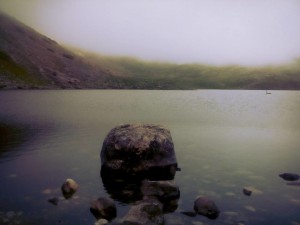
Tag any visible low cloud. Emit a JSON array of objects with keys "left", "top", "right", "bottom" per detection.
[{"left": 1, "top": 0, "right": 300, "bottom": 65}]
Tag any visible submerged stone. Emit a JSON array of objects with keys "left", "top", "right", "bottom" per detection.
[
  {"left": 117, "top": 198, "right": 164, "bottom": 225},
  {"left": 279, "top": 173, "right": 300, "bottom": 181},
  {"left": 90, "top": 197, "right": 117, "bottom": 221},
  {"left": 48, "top": 197, "right": 59, "bottom": 205},
  {"left": 141, "top": 180, "right": 180, "bottom": 200},
  {"left": 194, "top": 196, "right": 220, "bottom": 219},
  {"left": 101, "top": 168, "right": 144, "bottom": 203},
  {"left": 141, "top": 180, "right": 180, "bottom": 213}
]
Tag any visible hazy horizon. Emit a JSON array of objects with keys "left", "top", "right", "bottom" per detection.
[{"left": 1, "top": 0, "right": 300, "bottom": 66}]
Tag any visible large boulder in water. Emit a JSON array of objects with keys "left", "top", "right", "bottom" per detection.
[{"left": 100, "top": 124, "right": 178, "bottom": 180}]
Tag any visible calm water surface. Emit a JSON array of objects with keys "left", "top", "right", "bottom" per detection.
[{"left": 0, "top": 90, "right": 299, "bottom": 225}]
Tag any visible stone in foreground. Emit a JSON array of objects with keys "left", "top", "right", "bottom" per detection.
[
  {"left": 141, "top": 180, "right": 180, "bottom": 201},
  {"left": 90, "top": 197, "right": 117, "bottom": 221},
  {"left": 48, "top": 197, "right": 59, "bottom": 206},
  {"left": 61, "top": 178, "right": 79, "bottom": 199},
  {"left": 142, "top": 180, "right": 180, "bottom": 213},
  {"left": 117, "top": 198, "right": 164, "bottom": 225},
  {"left": 194, "top": 196, "right": 220, "bottom": 219},
  {"left": 279, "top": 173, "right": 300, "bottom": 181},
  {"left": 243, "top": 187, "right": 252, "bottom": 196},
  {"left": 101, "top": 124, "right": 178, "bottom": 180}
]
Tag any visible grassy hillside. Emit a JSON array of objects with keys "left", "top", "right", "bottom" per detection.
[
  {"left": 84, "top": 53, "right": 300, "bottom": 90},
  {"left": 0, "top": 50, "right": 47, "bottom": 88}
]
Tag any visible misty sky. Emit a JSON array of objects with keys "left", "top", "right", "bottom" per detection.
[{"left": 1, "top": 0, "right": 300, "bottom": 65}]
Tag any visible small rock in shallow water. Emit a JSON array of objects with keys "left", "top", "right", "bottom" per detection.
[
  {"left": 61, "top": 178, "right": 79, "bottom": 199},
  {"left": 243, "top": 187, "right": 252, "bottom": 196},
  {"left": 118, "top": 199, "right": 163, "bottom": 225},
  {"left": 48, "top": 197, "right": 59, "bottom": 205},
  {"left": 279, "top": 173, "right": 300, "bottom": 181},
  {"left": 194, "top": 196, "right": 220, "bottom": 219},
  {"left": 90, "top": 197, "right": 117, "bottom": 221}
]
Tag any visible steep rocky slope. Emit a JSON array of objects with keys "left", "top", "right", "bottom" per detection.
[{"left": 0, "top": 12, "right": 115, "bottom": 89}]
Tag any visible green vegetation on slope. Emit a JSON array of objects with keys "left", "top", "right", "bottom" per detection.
[
  {"left": 0, "top": 50, "right": 45, "bottom": 88},
  {"left": 86, "top": 53, "right": 300, "bottom": 90}
]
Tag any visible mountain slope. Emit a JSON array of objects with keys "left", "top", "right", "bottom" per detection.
[
  {"left": 1, "top": 11, "right": 300, "bottom": 90},
  {"left": 83, "top": 53, "right": 300, "bottom": 90},
  {"left": 0, "top": 12, "right": 116, "bottom": 89}
]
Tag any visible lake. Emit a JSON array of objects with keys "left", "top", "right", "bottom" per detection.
[{"left": 0, "top": 90, "right": 299, "bottom": 225}]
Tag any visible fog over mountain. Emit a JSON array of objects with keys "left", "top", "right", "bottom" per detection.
[
  {"left": 1, "top": 2, "right": 300, "bottom": 90},
  {"left": 1, "top": 0, "right": 300, "bottom": 66}
]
